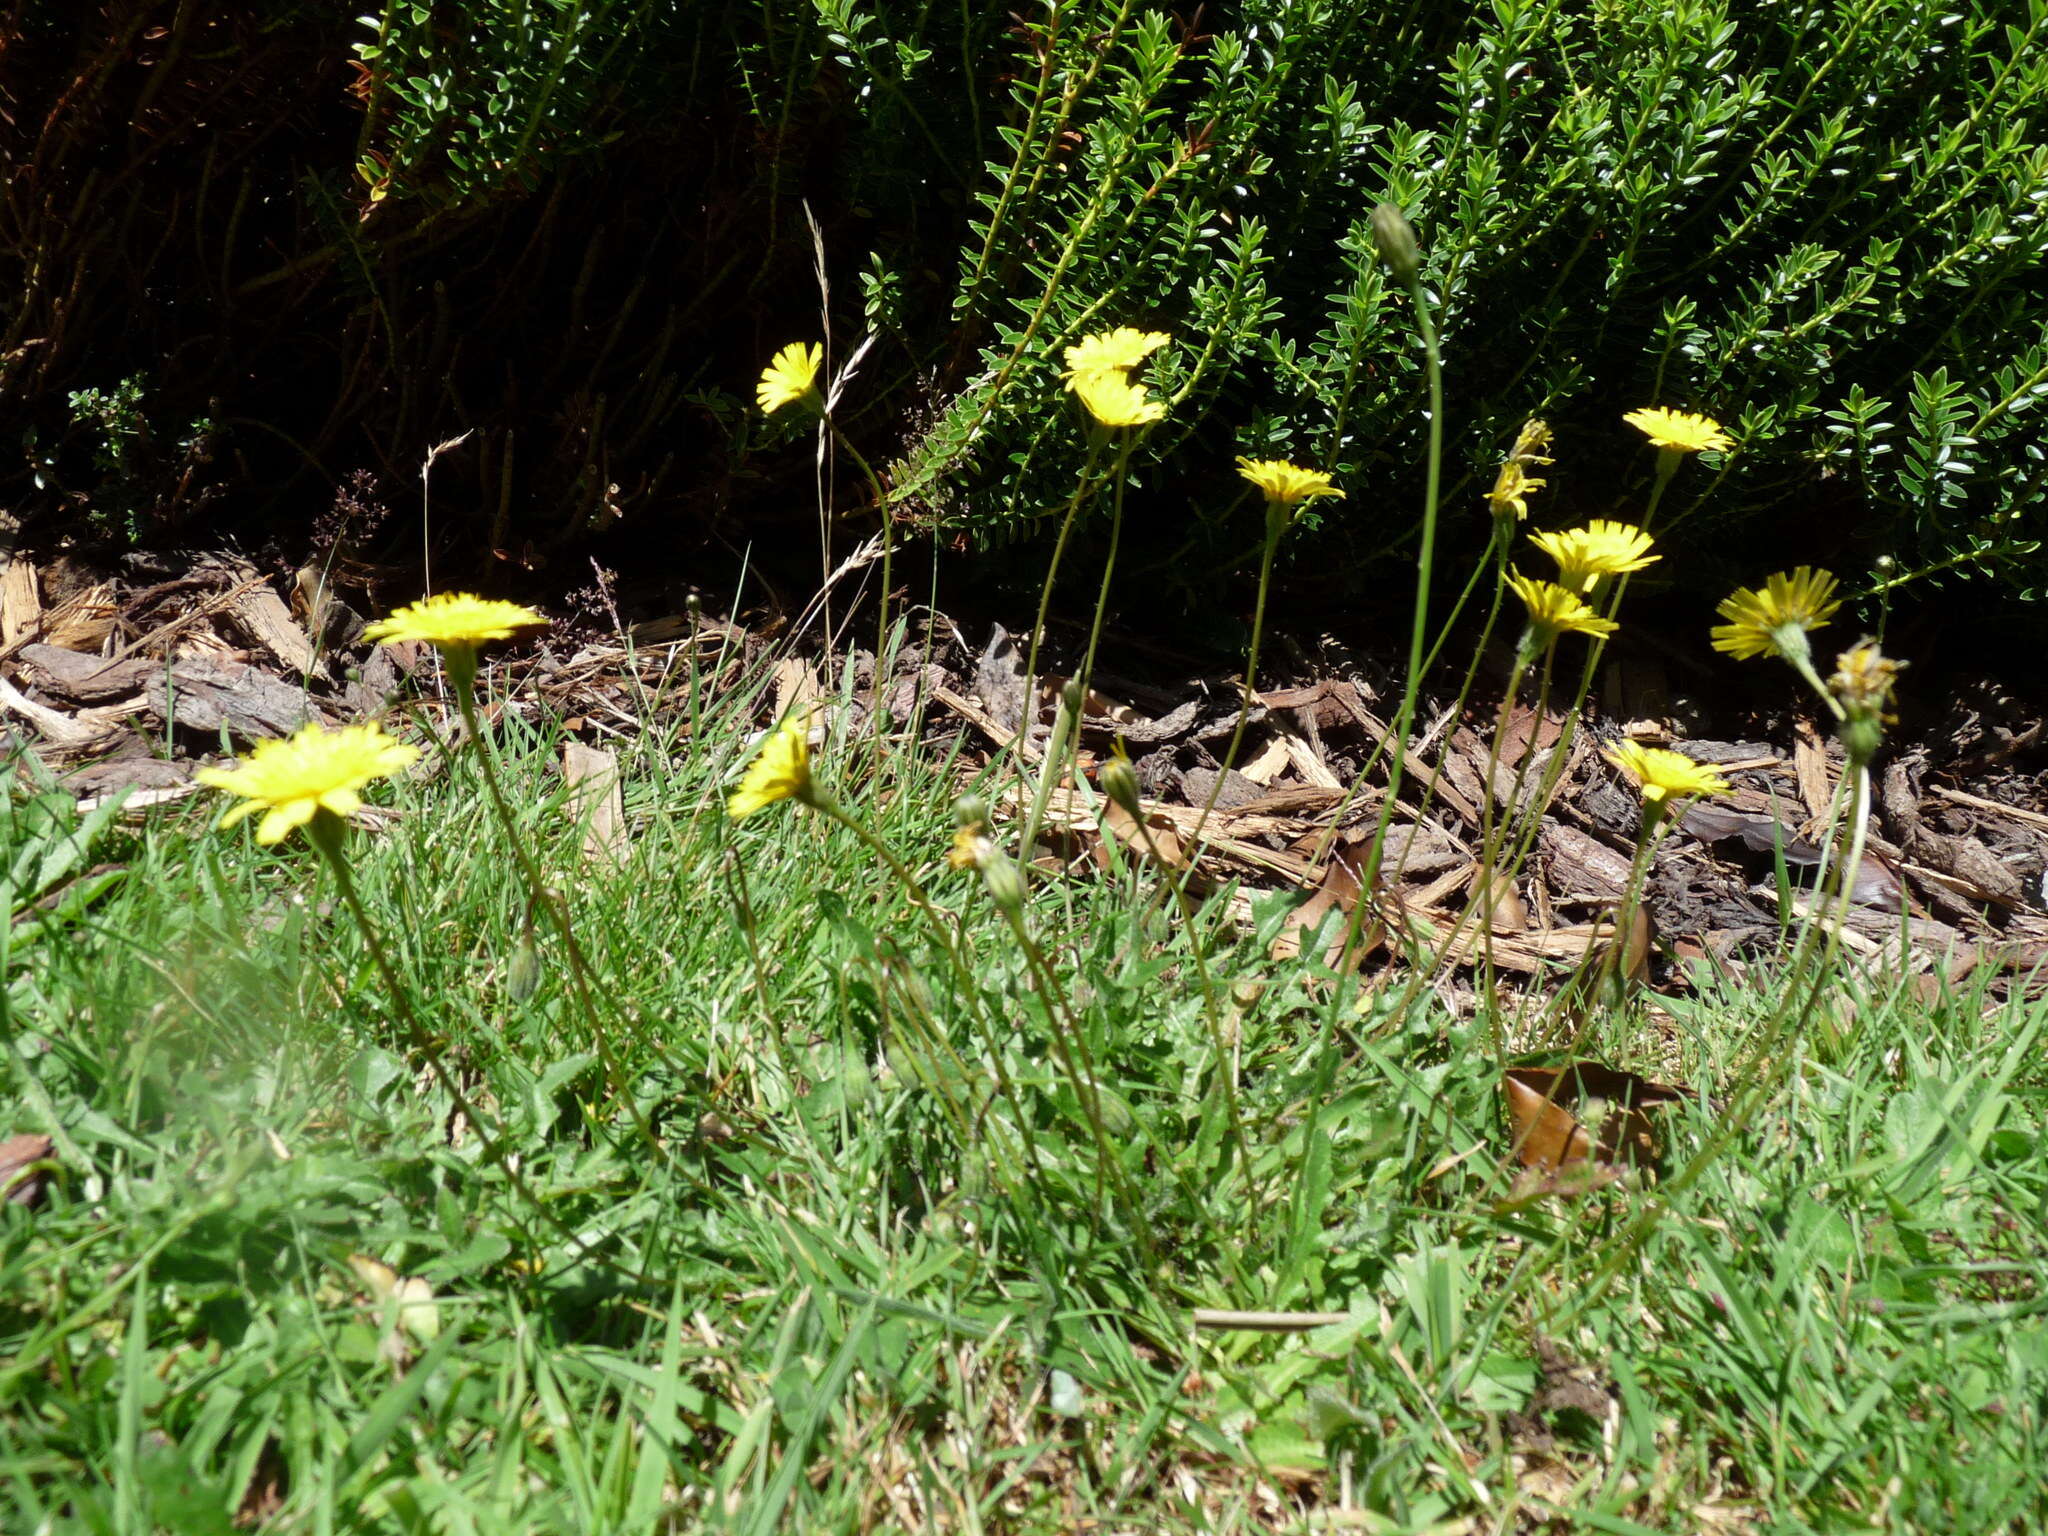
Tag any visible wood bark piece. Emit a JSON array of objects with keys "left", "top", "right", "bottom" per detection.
[
  {"left": 146, "top": 655, "right": 320, "bottom": 740},
  {"left": 0, "top": 559, "right": 39, "bottom": 647},
  {"left": 561, "top": 741, "right": 627, "bottom": 866},
  {"left": 0, "top": 674, "right": 101, "bottom": 747},
  {"left": 228, "top": 579, "right": 323, "bottom": 677},
  {"left": 18, "top": 644, "right": 155, "bottom": 702}
]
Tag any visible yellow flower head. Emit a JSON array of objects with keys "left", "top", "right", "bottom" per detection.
[
  {"left": 1507, "top": 571, "right": 1619, "bottom": 641},
  {"left": 1529, "top": 520, "right": 1660, "bottom": 592},
  {"left": 1507, "top": 419, "right": 1554, "bottom": 466},
  {"left": 1070, "top": 368, "right": 1166, "bottom": 429},
  {"left": 1829, "top": 640, "right": 1904, "bottom": 722},
  {"left": 196, "top": 721, "right": 419, "bottom": 845},
  {"left": 1235, "top": 457, "right": 1344, "bottom": 507},
  {"left": 1603, "top": 740, "right": 1730, "bottom": 807},
  {"left": 1710, "top": 566, "right": 1841, "bottom": 661},
  {"left": 364, "top": 592, "right": 546, "bottom": 651},
  {"left": 1487, "top": 460, "right": 1547, "bottom": 521},
  {"left": 946, "top": 823, "right": 992, "bottom": 871},
  {"left": 756, "top": 342, "right": 825, "bottom": 415},
  {"left": 727, "top": 714, "right": 814, "bottom": 819},
  {"left": 1624, "top": 407, "right": 1733, "bottom": 455},
  {"left": 1061, "top": 328, "right": 1170, "bottom": 380}
]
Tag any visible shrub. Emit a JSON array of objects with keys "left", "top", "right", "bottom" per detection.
[{"left": 5, "top": 1, "right": 2044, "bottom": 603}]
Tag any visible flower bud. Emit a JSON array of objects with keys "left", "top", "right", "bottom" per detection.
[
  {"left": 979, "top": 849, "right": 1027, "bottom": 912},
  {"left": 1100, "top": 748, "right": 1143, "bottom": 820},
  {"left": 1370, "top": 202, "right": 1421, "bottom": 284},
  {"left": 952, "top": 792, "right": 990, "bottom": 828},
  {"left": 1060, "top": 677, "right": 1087, "bottom": 717}
]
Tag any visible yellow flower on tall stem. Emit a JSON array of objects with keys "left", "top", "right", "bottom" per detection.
[
  {"left": 1507, "top": 572, "right": 1619, "bottom": 643},
  {"left": 365, "top": 593, "right": 546, "bottom": 650},
  {"left": 1487, "top": 460, "right": 1546, "bottom": 521},
  {"left": 196, "top": 721, "right": 419, "bottom": 846},
  {"left": 1710, "top": 566, "right": 1841, "bottom": 663},
  {"left": 1235, "top": 457, "right": 1343, "bottom": 508},
  {"left": 1624, "top": 407, "right": 1733, "bottom": 455},
  {"left": 366, "top": 590, "right": 546, "bottom": 696},
  {"left": 756, "top": 341, "right": 825, "bottom": 415},
  {"left": 1070, "top": 368, "right": 1165, "bottom": 428},
  {"left": 1062, "top": 328, "right": 1170, "bottom": 380},
  {"left": 1530, "top": 520, "right": 1659, "bottom": 592},
  {"left": 727, "top": 714, "right": 815, "bottom": 820},
  {"left": 1603, "top": 740, "right": 1729, "bottom": 810}
]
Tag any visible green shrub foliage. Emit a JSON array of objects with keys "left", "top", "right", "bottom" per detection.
[{"left": 5, "top": 0, "right": 2044, "bottom": 600}]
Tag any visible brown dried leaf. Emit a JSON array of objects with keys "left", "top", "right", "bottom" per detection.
[
  {"left": 1502, "top": 1063, "right": 1688, "bottom": 1179},
  {"left": 0, "top": 1132, "right": 56, "bottom": 1208}
]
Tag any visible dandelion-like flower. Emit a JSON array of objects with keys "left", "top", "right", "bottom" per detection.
[
  {"left": 1070, "top": 368, "right": 1165, "bottom": 429},
  {"left": 1236, "top": 458, "right": 1343, "bottom": 507},
  {"left": 1710, "top": 567, "right": 1841, "bottom": 661},
  {"left": 1624, "top": 407, "right": 1733, "bottom": 455},
  {"left": 727, "top": 714, "right": 814, "bottom": 819},
  {"left": 1487, "top": 461, "right": 1546, "bottom": 521},
  {"left": 1507, "top": 572, "right": 1619, "bottom": 642},
  {"left": 364, "top": 593, "right": 546, "bottom": 651},
  {"left": 1530, "top": 520, "right": 1660, "bottom": 592},
  {"left": 1062, "top": 328, "right": 1170, "bottom": 380},
  {"left": 946, "top": 823, "right": 992, "bottom": 871},
  {"left": 196, "top": 721, "right": 419, "bottom": 845},
  {"left": 1603, "top": 740, "right": 1730, "bottom": 808},
  {"left": 1830, "top": 640, "right": 1903, "bottom": 721},
  {"left": 1506, "top": 419, "right": 1554, "bottom": 467},
  {"left": 756, "top": 342, "right": 825, "bottom": 415}
]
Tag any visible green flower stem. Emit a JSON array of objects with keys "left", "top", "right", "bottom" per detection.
[
  {"left": 808, "top": 795, "right": 1043, "bottom": 1192},
  {"left": 1359, "top": 267, "right": 1445, "bottom": 895},
  {"left": 1311, "top": 515, "right": 1513, "bottom": 869},
  {"left": 827, "top": 423, "right": 897, "bottom": 685},
  {"left": 446, "top": 663, "right": 667, "bottom": 1167},
  {"left": 307, "top": 812, "right": 577, "bottom": 1261},
  {"left": 995, "top": 898, "right": 1159, "bottom": 1263}
]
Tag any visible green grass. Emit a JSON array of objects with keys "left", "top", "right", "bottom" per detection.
[{"left": 3, "top": 666, "right": 2045, "bottom": 1534}]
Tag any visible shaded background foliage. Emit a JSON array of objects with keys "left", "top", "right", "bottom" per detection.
[{"left": 4, "top": 0, "right": 2045, "bottom": 616}]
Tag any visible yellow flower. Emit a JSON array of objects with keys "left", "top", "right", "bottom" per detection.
[
  {"left": 1061, "top": 328, "right": 1170, "bottom": 380},
  {"left": 364, "top": 593, "right": 546, "bottom": 651},
  {"left": 727, "top": 715, "right": 813, "bottom": 819},
  {"left": 1710, "top": 567, "right": 1841, "bottom": 660},
  {"left": 1507, "top": 572, "right": 1619, "bottom": 641},
  {"left": 196, "top": 722, "right": 419, "bottom": 845},
  {"left": 1829, "top": 640, "right": 1904, "bottom": 721},
  {"left": 1235, "top": 457, "right": 1344, "bottom": 506},
  {"left": 1624, "top": 407, "right": 1733, "bottom": 455},
  {"left": 1529, "top": 520, "right": 1659, "bottom": 591},
  {"left": 946, "top": 823, "right": 991, "bottom": 871},
  {"left": 1487, "top": 460, "right": 1546, "bottom": 521},
  {"left": 1506, "top": 419, "right": 1554, "bottom": 466},
  {"left": 1603, "top": 740, "right": 1730, "bottom": 806},
  {"left": 1070, "top": 368, "right": 1165, "bottom": 428},
  {"left": 756, "top": 342, "right": 825, "bottom": 415}
]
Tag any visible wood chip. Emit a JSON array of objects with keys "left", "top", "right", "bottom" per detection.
[
  {"left": 1928, "top": 784, "right": 2048, "bottom": 836},
  {"left": 228, "top": 579, "right": 322, "bottom": 676},
  {"left": 561, "top": 741, "right": 627, "bottom": 866},
  {"left": 0, "top": 558, "right": 40, "bottom": 647},
  {"left": 0, "top": 673, "right": 102, "bottom": 747},
  {"left": 147, "top": 655, "right": 321, "bottom": 740}
]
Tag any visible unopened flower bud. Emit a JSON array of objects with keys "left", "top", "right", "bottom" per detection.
[
  {"left": 1370, "top": 202, "right": 1421, "bottom": 284},
  {"left": 1100, "top": 748, "right": 1143, "bottom": 819},
  {"left": 979, "top": 850, "right": 1027, "bottom": 912},
  {"left": 1060, "top": 678, "right": 1087, "bottom": 717},
  {"left": 952, "top": 793, "right": 989, "bottom": 828}
]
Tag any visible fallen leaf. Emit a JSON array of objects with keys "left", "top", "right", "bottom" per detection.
[
  {"left": 1501, "top": 1063, "right": 1689, "bottom": 1179},
  {"left": 0, "top": 1132, "right": 55, "bottom": 1208}
]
